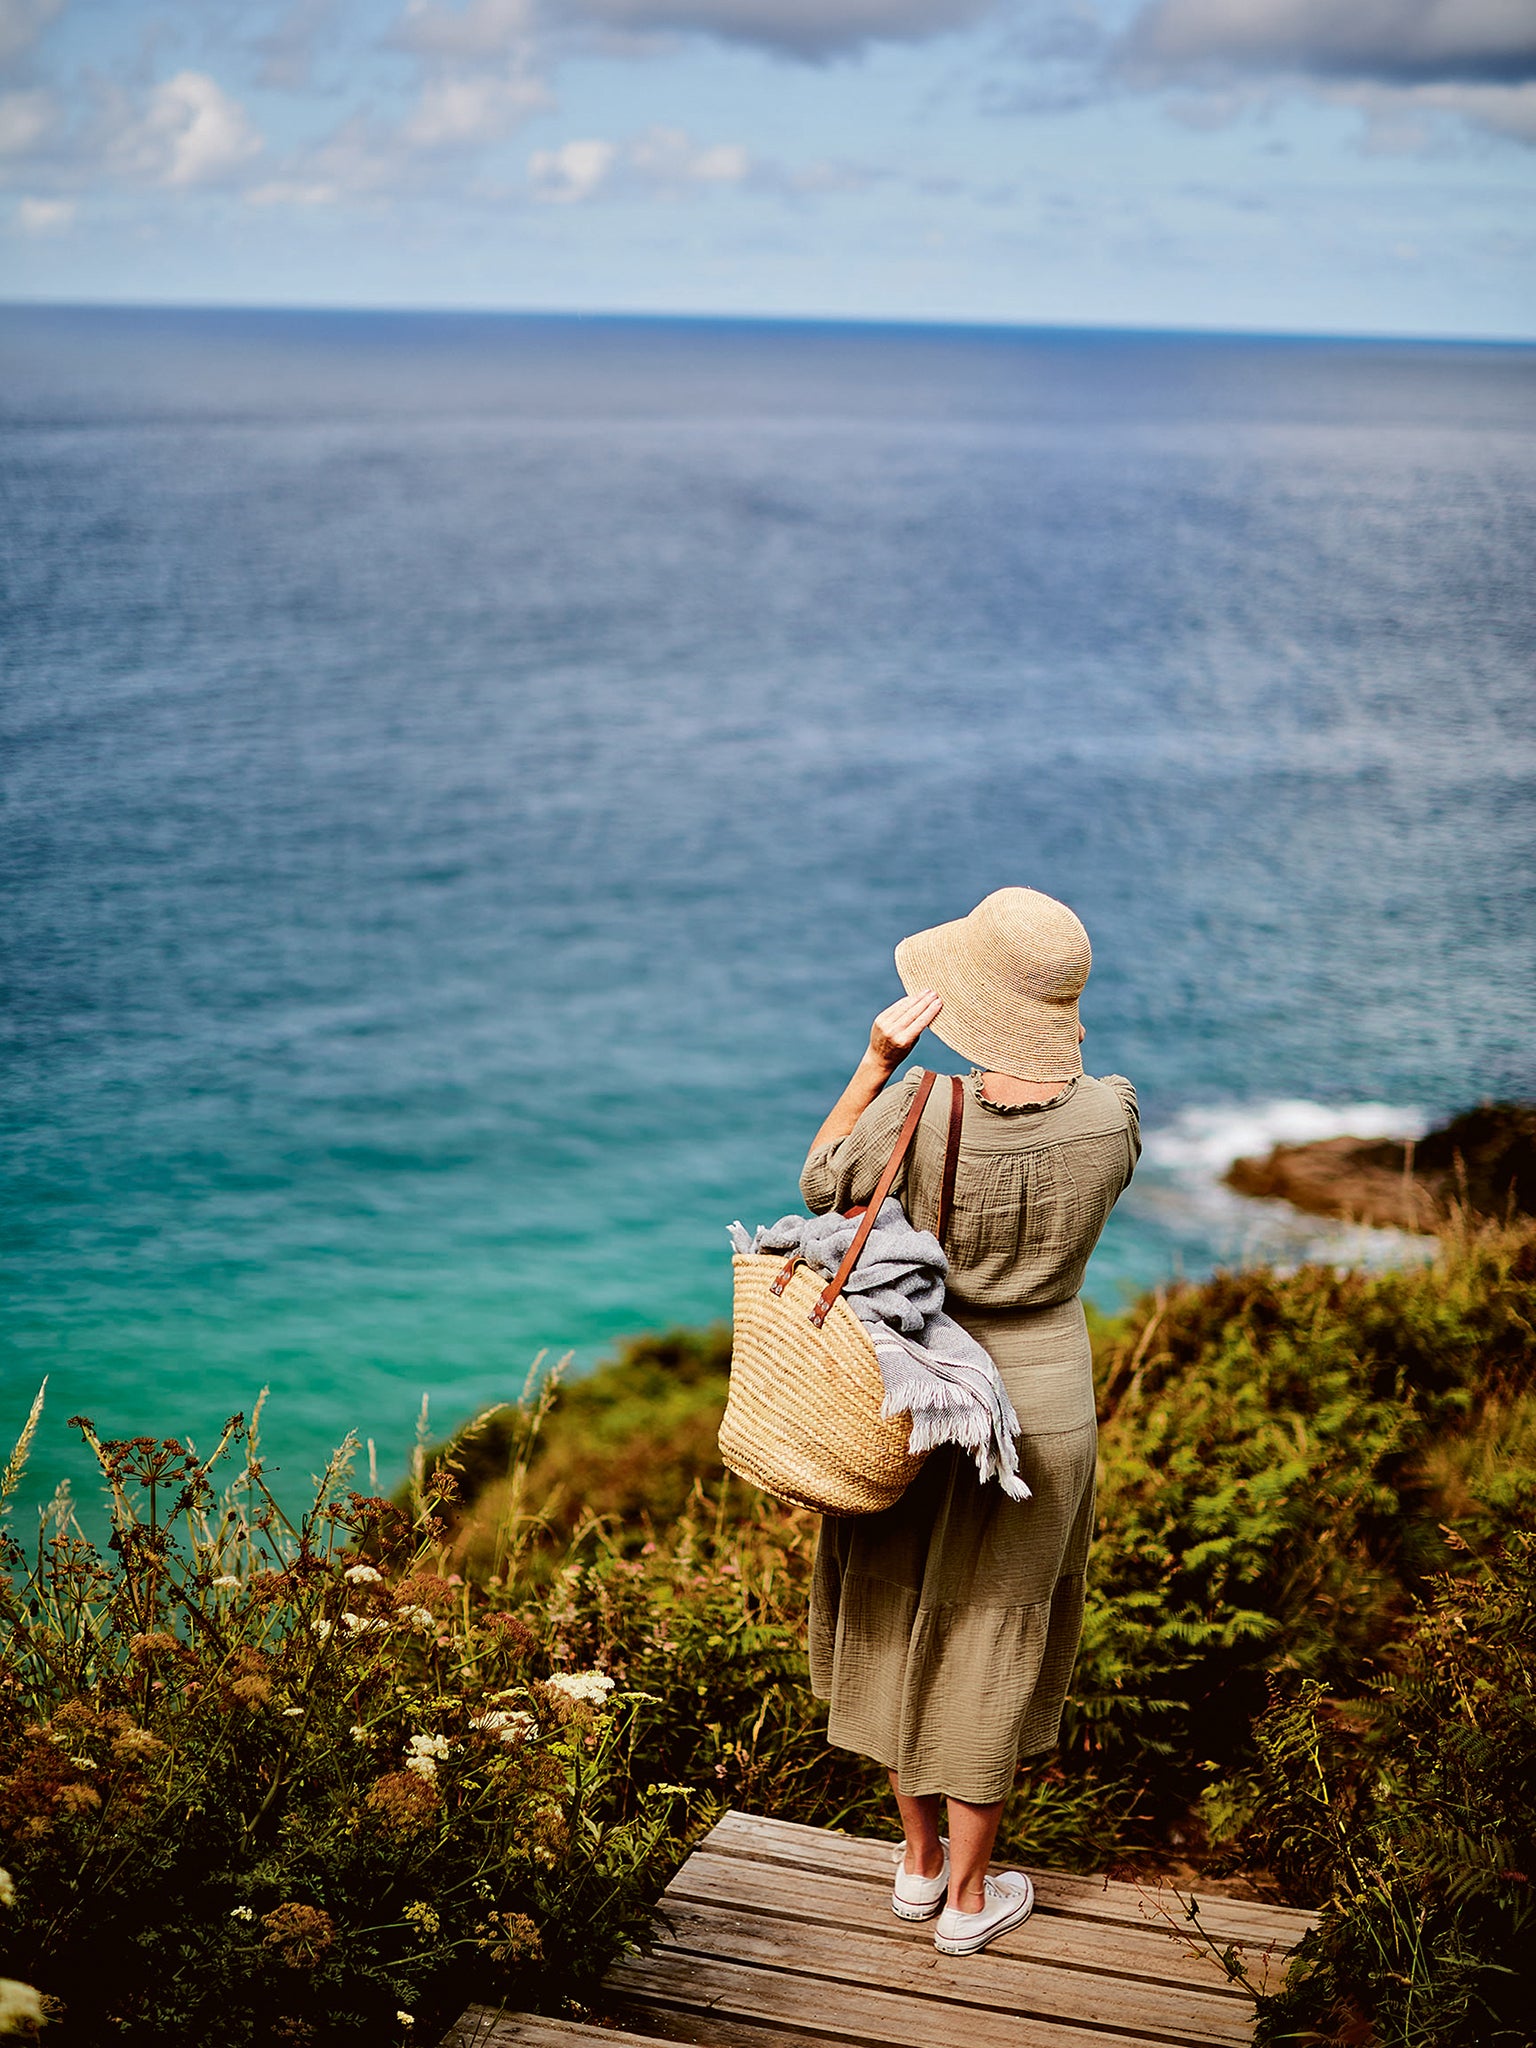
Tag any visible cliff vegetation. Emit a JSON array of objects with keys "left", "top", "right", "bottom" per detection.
[{"left": 1, "top": 1212, "right": 1531, "bottom": 2045}]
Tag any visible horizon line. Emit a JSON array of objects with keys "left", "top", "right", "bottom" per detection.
[{"left": 2, "top": 295, "right": 1533, "bottom": 350}]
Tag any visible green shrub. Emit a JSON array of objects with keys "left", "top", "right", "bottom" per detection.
[
  {"left": 1249, "top": 1534, "right": 1536, "bottom": 2046},
  {"left": 0, "top": 1395, "right": 684, "bottom": 2046},
  {"left": 1074, "top": 1219, "right": 1536, "bottom": 1828}
]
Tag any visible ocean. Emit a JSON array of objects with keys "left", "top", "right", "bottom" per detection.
[{"left": 2, "top": 305, "right": 1533, "bottom": 1523}]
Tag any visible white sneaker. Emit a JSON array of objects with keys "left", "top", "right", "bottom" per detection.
[
  {"left": 891, "top": 1839, "right": 950, "bottom": 1921},
  {"left": 933, "top": 1871, "right": 1035, "bottom": 1954}
]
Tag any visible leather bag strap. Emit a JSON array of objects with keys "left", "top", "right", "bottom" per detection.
[
  {"left": 934, "top": 1073, "right": 964, "bottom": 1249},
  {"left": 809, "top": 1070, "right": 938, "bottom": 1329}
]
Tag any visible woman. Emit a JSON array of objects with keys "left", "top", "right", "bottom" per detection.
[{"left": 800, "top": 887, "right": 1139, "bottom": 1956}]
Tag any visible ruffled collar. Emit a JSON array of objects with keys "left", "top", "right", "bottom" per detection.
[{"left": 968, "top": 1069, "right": 1080, "bottom": 1117}]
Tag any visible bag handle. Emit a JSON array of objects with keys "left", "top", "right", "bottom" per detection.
[
  {"left": 808, "top": 1070, "right": 937, "bottom": 1327},
  {"left": 934, "top": 1072, "right": 964, "bottom": 1248}
]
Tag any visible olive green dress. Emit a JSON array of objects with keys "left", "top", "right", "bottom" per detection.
[{"left": 800, "top": 1066, "right": 1140, "bottom": 1805}]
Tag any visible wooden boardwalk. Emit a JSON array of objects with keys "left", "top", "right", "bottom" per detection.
[{"left": 443, "top": 1808, "right": 1315, "bottom": 2048}]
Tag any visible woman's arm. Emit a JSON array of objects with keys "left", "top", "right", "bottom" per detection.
[{"left": 806, "top": 988, "right": 943, "bottom": 1155}]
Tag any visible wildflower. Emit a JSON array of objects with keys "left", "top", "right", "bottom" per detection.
[
  {"left": 54, "top": 1783, "right": 100, "bottom": 1815},
  {"left": 0, "top": 1870, "right": 14, "bottom": 1910},
  {"left": 344, "top": 1563, "right": 383, "bottom": 1584},
  {"left": 229, "top": 1675, "right": 273, "bottom": 1710},
  {"left": 128, "top": 1631, "right": 180, "bottom": 1660},
  {"left": 366, "top": 1771, "right": 439, "bottom": 1835},
  {"left": 477, "top": 1910, "right": 542, "bottom": 1964},
  {"left": 0, "top": 1979, "right": 44, "bottom": 2034},
  {"left": 403, "top": 1730, "right": 450, "bottom": 1781},
  {"left": 212, "top": 1574, "right": 241, "bottom": 1589},
  {"left": 398, "top": 1605, "right": 435, "bottom": 1634},
  {"left": 470, "top": 1708, "right": 535, "bottom": 1745},
  {"left": 112, "top": 1726, "right": 165, "bottom": 1763},
  {"left": 341, "top": 1612, "right": 390, "bottom": 1635},
  {"left": 349, "top": 1724, "right": 372, "bottom": 1744},
  {"left": 401, "top": 1899, "right": 440, "bottom": 1936},
  {"left": 67, "top": 1754, "right": 96, "bottom": 1771},
  {"left": 311, "top": 1619, "right": 334, "bottom": 1641},
  {"left": 544, "top": 1671, "right": 615, "bottom": 1707},
  {"left": 397, "top": 2016, "right": 415, "bottom": 2031},
  {"left": 261, "top": 1902, "right": 336, "bottom": 1969},
  {"left": 230, "top": 1905, "right": 255, "bottom": 1921},
  {"left": 282, "top": 1707, "right": 304, "bottom": 1719}
]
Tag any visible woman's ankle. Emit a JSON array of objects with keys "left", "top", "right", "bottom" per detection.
[{"left": 903, "top": 1841, "right": 945, "bottom": 1880}]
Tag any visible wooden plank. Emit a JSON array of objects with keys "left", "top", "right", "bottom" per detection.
[
  {"left": 634, "top": 1898, "right": 1255, "bottom": 2046},
  {"left": 439, "top": 2014, "right": 668, "bottom": 2048},
  {"left": 610, "top": 1950, "right": 1222, "bottom": 2048},
  {"left": 701, "top": 1811, "right": 1313, "bottom": 1949},
  {"left": 607, "top": 2006, "right": 888, "bottom": 2048},
  {"left": 661, "top": 1850, "right": 1282, "bottom": 1999}
]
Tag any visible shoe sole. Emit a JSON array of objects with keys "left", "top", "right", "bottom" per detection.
[
  {"left": 891, "top": 1893, "right": 945, "bottom": 1922},
  {"left": 933, "top": 1883, "right": 1035, "bottom": 1955}
]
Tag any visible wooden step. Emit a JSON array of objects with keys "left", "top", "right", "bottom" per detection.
[{"left": 444, "top": 1808, "right": 1316, "bottom": 2048}]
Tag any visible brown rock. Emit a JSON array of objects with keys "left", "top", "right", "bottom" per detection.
[{"left": 1224, "top": 1102, "right": 1536, "bottom": 1233}]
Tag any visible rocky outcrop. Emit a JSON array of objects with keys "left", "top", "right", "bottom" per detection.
[{"left": 1225, "top": 1102, "right": 1536, "bottom": 1233}]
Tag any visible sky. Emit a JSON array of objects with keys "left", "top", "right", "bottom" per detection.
[{"left": 1, "top": 0, "right": 1534, "bottom": 335}]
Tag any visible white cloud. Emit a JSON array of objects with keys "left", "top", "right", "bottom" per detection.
[
  {"left": 528, "top": 125, "right": 756, "bottom": 200},
  {"left": 528, "top": 134, "right": 616, "bottom": 199},
  {"left": 628, "top": 122, "right": 749, "bottom": 183},
  {"left": 554, "top": 0, "right": 998, "bottom": 60},
  {"left": 0, "top": 0, "right": 64, "bottom": 70},
  {"left": 109, "top": 71, "right": 264, "bottom": 188},
  {"left": 402, "top": 66, "right": 549, "bottom": 146},
  {"left": 0, "top": 83, "right": 50, "bottom": 151},
  {"left": 13, "top": 190, "right": 71, "bottom": 230}
]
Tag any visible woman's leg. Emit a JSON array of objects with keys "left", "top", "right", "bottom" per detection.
[
  {"left": 888, "top": 1771, "right": 945, "bottom": 1878},
  {"left": 945, "top": 1795, "right": 1005, "bottom": 1911}
]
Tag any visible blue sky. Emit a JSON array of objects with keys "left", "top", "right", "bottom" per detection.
[{"left": 2, "top": 0, "right": 1534, "bottom": 334}]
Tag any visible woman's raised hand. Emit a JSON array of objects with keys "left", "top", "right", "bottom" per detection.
[{"left": 868, "top": 989, "right": 943, "bottom": 1072}]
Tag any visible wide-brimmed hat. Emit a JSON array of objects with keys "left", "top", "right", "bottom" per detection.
[{"left": 894, "top": 887, "right": 1091, "bottom": 1082}]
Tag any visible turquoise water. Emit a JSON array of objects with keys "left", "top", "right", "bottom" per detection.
[{"left": 2, "top": 308, "right": 1533, "bottom": 1523}]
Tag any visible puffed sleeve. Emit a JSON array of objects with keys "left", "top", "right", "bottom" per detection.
[
  {"left": 1100, "top": 1075, "right": 1142, "bottom": 1174},
  {"left": 799, "top": 1067, "right": 925, "bottom": 1216}
]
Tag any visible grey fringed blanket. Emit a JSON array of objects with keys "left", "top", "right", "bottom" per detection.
[{"left": 727, "top": 1199, "right": 1029, "bottom": 1501}]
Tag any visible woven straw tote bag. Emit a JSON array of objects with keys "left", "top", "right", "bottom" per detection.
[{"left": 720, "top": 1069, "right": 963, "bottom": 1516}]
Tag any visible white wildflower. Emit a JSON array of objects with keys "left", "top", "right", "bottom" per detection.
[
  {"left": 68, "top": 1754, "right": 96, "bottom": 1770},
  {"left": 344, "top": 1563, "right": 383, "bottom": 1584},
  {"left": 399, "top": 1604, "right": 435, "bottom": 1633},
  {"left": 397, "top": 2015, "right": 415, "bottom": 2031},
  {"left": 349, "top": 1724, "right": 372, "bottom": 1744},
  {"left": 341, "top": 1611, "right": 390, "bottom": 1635},
  {"left": 212, "top": 1574, "right": 241, "bottom": 1590},
  {"left": 403, "top": 1729, "right": 451, "bottom": 1780},
  {"left": 544, "top": 1670, "right": 615, "bottom": 1706},
  {"left": 0, "top": 1979, "right": 44, "bottom": 2032},
  {"left": 311, "top": 1618, "right": 334, "bottom": 1641},
  {"left": 282, "top": 1707, "right": 304, "bottom": 1718},
  {"left": 470, "top": 1708, "right": 535, "bottom": 1744},
  {"left": 0, "top": 1869, "right": 14, "bottom": 1909},
  {"left": 229, "top": 1905, "right": 255, "bottom": 1921}
]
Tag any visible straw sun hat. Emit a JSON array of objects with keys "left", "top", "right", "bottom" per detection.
[{"left": 894, "top": 887, "right": 1091, "bottom": 1084}]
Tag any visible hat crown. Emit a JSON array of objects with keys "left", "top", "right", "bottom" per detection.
[{"left": 969, "top": 888, "right": 1091, "bottom": 1004}]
